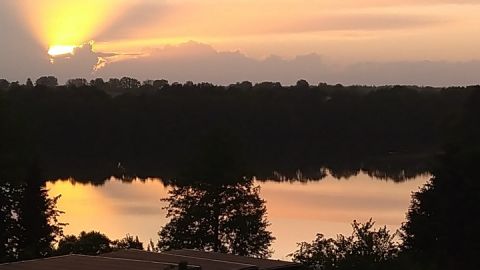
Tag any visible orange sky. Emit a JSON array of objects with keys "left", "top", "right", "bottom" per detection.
[
  {"left": 2, "top": 0, "right": 480, "bottom": 85},
  {"left": 10, "top": 0, "right": 480, "bottom": 62}
]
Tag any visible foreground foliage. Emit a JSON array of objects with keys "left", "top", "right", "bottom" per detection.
[
  {"left": 401, "top": 90, "right": 480, "bottom": 269},
  {"left": 291, "top": 220, "right": 398, "bottom": 270},
  {"left": 57, "top": 232, "right": 144, "bottom": 255},
  {"left": 0, "top": 164, "right": 64, "bottom": 262}
]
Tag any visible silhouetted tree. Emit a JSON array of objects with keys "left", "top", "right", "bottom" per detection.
[
  {"left": 158, "top": 179, "right": 275, "bottom": 258},
  {"left": 184, "top": 81, "right": 194, "bottom": 87},
  {"left": 0, "top": 79, "right": 9, "bottom": 90},
  {"left": 67, "top": 78, "right": 88, "bottom": 88},
  {"left": 57, "top": 231, "right": 112, "bottom": 255},
  {"left": 90, "top": 78, "right": 106, "bottom": 88},
  {"left": 8, "top": 81, "right": 20, "bottom": 89},
  {"left": 15, "top": 164, "right": 64, "bottom": 260},
  {"left": 401, "top": 89, "right": 480, "bottom": 269},
  {"left": 108, "top": 78, "right": 122, "bottom": 88},
  {"left": 0, "top": 184, "right": 9, "bottom": 262},
  {"left": 291, "top": 219, "right": 399, "bottom": 270},
  {"left": 25, "top": 78, "right": 33, "bottom": 88},
  {"left": 0, "top": 183, "right": 19, "bottom": 262},
  {"left": 147, "top": 239, "right": 158, "bottom": 252},
  {"left": 35, "top": 76, "right": 58, "bottom": 87},
  {"left": 254, "top": 81, "right": 282, "bottom": 89},
  {"left": 153, "top": 79, "right": 169, "bottom": 89},
  {"left": 112, "top": 234, "right": 144, "bottom": 250},
  {"left": 296, "top": 79, "right": 310, "bottom": 89},
  {"left": 120, "top": 77, "right": 140, "bottom": 89}
]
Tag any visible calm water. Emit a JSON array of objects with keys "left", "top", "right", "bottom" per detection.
[{"left": 47, "top": 173, "right": 428, "bottom": 260}]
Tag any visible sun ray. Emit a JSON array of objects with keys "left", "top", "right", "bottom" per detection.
[{"left": 13, "top": 0, "right": 129, "bottom": 51}]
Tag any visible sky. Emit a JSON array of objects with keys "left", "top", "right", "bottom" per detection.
[{"left": 1, "top": 0, "right": 480, "bottom": 86}]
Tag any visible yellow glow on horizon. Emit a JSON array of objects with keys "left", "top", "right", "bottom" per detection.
[
  {"left": 48, "top": 45, "right": 77, "bottom": 56},
  {"left": 9, "top": 0, "right": 480, "bottom": 65},
  {"left": 14, "top": 0, "right": 128, "bottom": 49}
]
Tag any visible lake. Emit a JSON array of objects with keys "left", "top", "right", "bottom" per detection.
[{"left": 47, "top": 172, "right": 429, "bottom": 260}]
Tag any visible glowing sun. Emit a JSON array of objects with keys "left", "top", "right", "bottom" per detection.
[
  {"left": 13, "top": 0, "right": 129, "bottom": 54},
  {"left": 48, "top": 45, "right": 77, "bottom": 57}
]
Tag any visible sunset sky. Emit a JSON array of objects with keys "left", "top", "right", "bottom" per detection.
[{"left": 2, "top": 0, "right": 480, "bottom": 85}]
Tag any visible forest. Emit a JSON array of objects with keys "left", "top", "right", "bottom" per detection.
[
  {"left": 0, "top": 77, "right": 474, "bottom": 183},
  {"left": 1, "top": 77, "right": 480, "bottom": 269}
]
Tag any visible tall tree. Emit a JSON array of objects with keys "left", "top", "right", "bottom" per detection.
[
  {"left": 15, "top": 164, "right": 64, "bottom": 260},
  {"left": 401, "top": 89, "right": 480, "bottom": 269},
  {"left": 0, "top": 183, "right": 19, "bottom": 262},
  {"left": 25, "top": 78, "right": 33, "bottom": 88},
  {"left": 158, "top": 180, "right": 275, "bottom": 258}
]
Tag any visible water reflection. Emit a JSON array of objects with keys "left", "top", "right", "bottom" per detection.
[{"left": 47, "top": 173, "right": 428, "bottom": 260}]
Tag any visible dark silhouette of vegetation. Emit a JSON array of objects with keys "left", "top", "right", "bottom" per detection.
[
  {"left": 400, "top": 89, "right": 480, "bottom": 270},
  {"left": 35, "top": 76, "right": 58, "bottom": 87},
  {"left": 157, "top": 130, "right": 274, "bottom": 257},
  {"left": 2, "top": 76, "right": 480, "bottom": 267},
  {"left": 291, "top": 88, "right": 480, "bottom": 269},
  {"left": 15, "top": 164, "right": 64, "bottom": 260},
  {"left": 25, "top": 78, "right": 33, "bottom": 88},
  {"left": 158, "top": 179, "right": 275, "bottom": 258},
  {"left": 67, "top": 78, "right": 88, "bottom": 88},
  {"left": 56, "top": 231, "right": 144, "bottom": 256},
  {"left": 57, "top": 231, "right": 112, "bottom": 255},
  {"left": 0, "top": 183, "right": 17, "bottom": 262},
  {"left": 2, "top": 76, "right": 469, "bottom": 184},
  {"left": 0, "top": 164, "right": 64, "bottom": 262},
  {"left": 291, "top": 219, "right": 399, "bottom": 270},
  {"left": 112, "top": 234, "right": 144, "bottom": 250}
]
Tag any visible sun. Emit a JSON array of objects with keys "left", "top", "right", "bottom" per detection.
[
  {"left": 48, "top": 45, "right": 77, "bottom": 57},
  {"left": 13, "top": 0, "right": 130, "bottom": 52}
]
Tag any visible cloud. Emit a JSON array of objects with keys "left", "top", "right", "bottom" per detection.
[
  {"left": 95, "top": 41, "right": 480, "bottom": 87},
  {"left": 94, "top": 42, "right": 329, "bottom": 85},
  {"left": 339, "top": 61, "right": 480, "bottom": 86},
  {"left": 50, "top": 43, "right": 102, "bottom": 79}
]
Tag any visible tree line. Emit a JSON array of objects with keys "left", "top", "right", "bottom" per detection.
[{"left": 1, "top": 76, "right": 473, "bottom": 184}]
